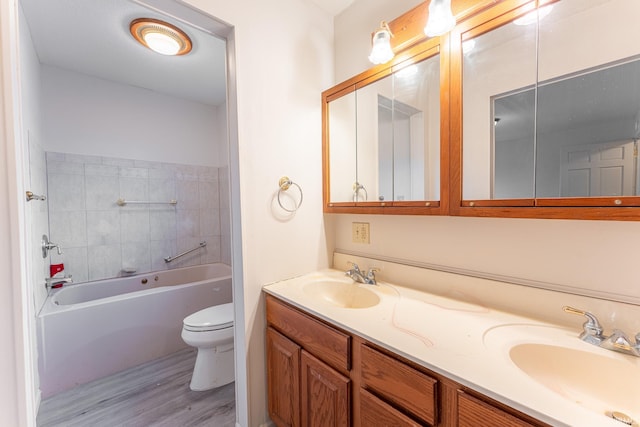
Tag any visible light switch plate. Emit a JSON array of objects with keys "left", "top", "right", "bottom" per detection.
[{"left": 352, "top": 222, "right": 370, "bottom": 244}]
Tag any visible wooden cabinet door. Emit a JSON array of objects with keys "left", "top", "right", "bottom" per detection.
[
  {"left": 267, "top": 327, "right": 301, "bottom": 427},
  {"left": 301, "top": 350, "right": 350, "bottom": 427}
]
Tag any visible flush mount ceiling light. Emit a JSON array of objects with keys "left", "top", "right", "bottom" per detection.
[
  {"left": 368, "top": 21, "right": 394, "bottom": 65},
  {"left": 424, "top": 0, "right": 456, "bottom": 37},
  {"left": 130, "top": 18, "right": 192, "bottom": 56}
]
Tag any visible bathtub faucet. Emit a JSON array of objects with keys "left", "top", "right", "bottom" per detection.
[{"left": 46, "top": 276, "right": 73, "bottom": 289}]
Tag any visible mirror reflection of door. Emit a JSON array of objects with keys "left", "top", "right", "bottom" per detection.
[
  {"left": 377, "top": 96, "right": 424, "bottom": 201},
  {"left": 560, "top": 140, "right": 636, "bottom": 197}
]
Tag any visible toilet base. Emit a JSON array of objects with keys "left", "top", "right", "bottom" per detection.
[{"left": 190, "top": 343, "right": 235, "bottom": 391}]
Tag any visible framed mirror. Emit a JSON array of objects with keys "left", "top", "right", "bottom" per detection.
[
  {"left": 323, "top": 38, "right": 446, "bottom": 214},
  {"left": 451, "top": 0, "right": 640, "bottom": 220},
  {"left": 328, "top": 88, "right": 357, "bottom": 203}
]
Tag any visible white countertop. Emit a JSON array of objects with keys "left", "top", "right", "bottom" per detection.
[{"left": 263, "top": 269, "right": 639, "bottom": 427}]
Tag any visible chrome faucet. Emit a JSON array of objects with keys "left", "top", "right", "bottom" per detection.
[
  {"left": 563, "top": 306, "right": 640, "bottom": 357},
  {"left": 46, "top": 276, "right": 73, "bottom": 289},
  {"left": 345, "top": 262, "right": 378, "bottom": 285}
]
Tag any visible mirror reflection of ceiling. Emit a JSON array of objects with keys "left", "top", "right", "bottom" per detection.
[
  {"left": 494, "top": 58, "right": 640, "bottom": 142},
  {"left": 19, "top": 0, "right": 227, "bottom": 106}
]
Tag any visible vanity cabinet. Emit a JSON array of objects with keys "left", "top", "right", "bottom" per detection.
[
  {"left": 266, "top": 294, "right": 549, "bottom": 427},
  {"left": 266, "top": 295, "right": 351, "bottom": 427},
  {"left": 457, "top": 391, "right": 537, "bottom": 427},
  {"left": 360, "top": 343, "right": 438, "bottom": 425}
]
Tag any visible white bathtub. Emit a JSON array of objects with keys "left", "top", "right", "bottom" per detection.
[{"left": 37, "top": 263, "right": 232, "bottom": 398}]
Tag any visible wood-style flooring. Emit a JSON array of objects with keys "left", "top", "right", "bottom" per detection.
[{"left": 37, "top": 348, "right": 236, "bottom": 427}]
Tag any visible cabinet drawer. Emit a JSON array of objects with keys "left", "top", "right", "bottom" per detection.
[
  {"left": 360, "top": 389, "right": 424, "bottom": 427},
  {"left": 360, "top": 344, "right": 438, "bottom": 425},
  {"left": 458, "top": 391, "right": 539, "bottom": 427},
  {"left": 266, "top": 295, "right": 351, "bottom": 372}
]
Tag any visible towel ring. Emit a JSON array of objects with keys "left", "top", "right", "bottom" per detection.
[
  {"left": 352, "top": 182, "right": 368, "bottom": 202},
  {"left": 278, "top": 176, "right": 303, "bottom": 212}
]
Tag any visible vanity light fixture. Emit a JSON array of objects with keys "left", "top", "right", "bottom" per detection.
[
  {"left": 368, "top": 21, "right": 394, "bottom": 65},
  {"left": 424, "top": 0, "right": 456, "bottom": 37},
  {"left": 513, "top": 4, "right": 554, "bottom": 26},
  {"left": 130, "top": 18, "right": 192, "bottom": 56}
]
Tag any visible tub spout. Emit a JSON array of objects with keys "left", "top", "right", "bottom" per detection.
[{"left": 46, "top": 276, "right": 73, "bottom": 289}]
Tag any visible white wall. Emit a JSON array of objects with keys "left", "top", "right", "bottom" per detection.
[
  {"left": 332, "top": 1, "right": 640, "bottom": 308},
  {"left": 334, "top": 0, "right": 423, "bottom": 82},
  {"left": 18, "top": 3, "right": 46, "bottom": 409},
  {"left": 181, "top": 1, "right": 334, "bottom": 426},
  {"left": 1, "top": 0, "right": 33, "bottom": 424},
  {"left": 41, "top": 65, "right": 225, "bottom": 167}
]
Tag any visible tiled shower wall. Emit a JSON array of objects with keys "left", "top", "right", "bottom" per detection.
[{"left": 47, "top": 152, "right": 230, "bottom": 283}]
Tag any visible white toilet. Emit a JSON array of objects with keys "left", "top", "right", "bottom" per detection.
[{"left": 181, "top": 303, "right": 235, "bottom": 391}]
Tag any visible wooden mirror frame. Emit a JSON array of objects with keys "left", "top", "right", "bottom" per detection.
[
  {"left": 322, "top": 36, "right": 448, "bottom": 215},
  {"left": 324, "top": 0, "right": 640, "bottom": 220}
]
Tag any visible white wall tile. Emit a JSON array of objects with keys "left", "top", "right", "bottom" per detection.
[
  {"left": 120, "top": 167, "right": 148, "bottom": 179},
  {"left": 102, "top": 157, "right": 135, "bottom": 167},
  {"left": 87, "top": 244, "right": 122, "bottom": 281},
  {"left": 200, "top": 236, "right": 221, "bottom": 264},
  {"left": 49, "top": 211, "right": 87, "bottom": 247},
  {"left": 200, "top": 208, "right": 221, "bottom": 236},
  {"left": 85, "top": 174, "right": 119, "bottom": 210},
  {"left": 50, "top": 247, "right": 88, "bottom": 283},
  {"left": 176, "top": 179, "right": 199, "bottom": 210},
  {"left": 121, "top": 241, "right": 151, "bottom": 274},
  {"left": 86, "top": 211, "right": 120, "bottom": 246},
  {"left": 47, "top": 153, "right": 231, "bottom": 284},
  {"left": 199, "top": 180, "right": 220, "bottom": 210},
  {"left": 221, "top": 234, "right": 231, "bottom": 265},
  {"left": 120, "top": 210, "right": 150, "bottom": 243},
  {"left": 46, "top": 160, "right": 85, "bottom": 175},
  {"left": 175, "top": 237, "right": 204, "bottom": 268},
  {"left": 85, "top": 164, "right": 119, "bottom": 177},
  {"left": 177, "top": 209, "right": 200, "bottom": 237},
  {"left": 47, "top": 174, "right": 85, "bottom": 211},
  {"left": 119, "top": 176, "right": 148, "bottom": 203},
  {"left": 64, "top": 153, "right": 102, "bottom": 165},
  {"left": 149, "top": 210, "right": 176, "bottom": 241},
  {"left": 150, "top": 239, "right": 176, "bottom": 272},
  {"left": 149, "top": 177, "right": 176, "bottom": 203}
]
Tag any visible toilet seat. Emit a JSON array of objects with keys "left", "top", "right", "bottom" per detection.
[{"left": 183, "top": 303, "right": 233, "bottom": 332}]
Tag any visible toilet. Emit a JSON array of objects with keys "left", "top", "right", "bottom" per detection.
[{"left": 181, "top": 303, "right": 235, "bottom": 391}]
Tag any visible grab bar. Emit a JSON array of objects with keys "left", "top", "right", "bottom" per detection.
[
  {"left": 117, "top": 198, "right": 177, "bottom": 206},
  {"left": 164, "top": 241, "right": 206, "bottom": 263}
]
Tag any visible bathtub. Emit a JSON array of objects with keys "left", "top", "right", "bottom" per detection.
[{"left": 37, "top": 263, "right": 232, "bottom": 398}]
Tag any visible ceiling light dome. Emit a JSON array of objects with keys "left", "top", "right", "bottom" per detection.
[{"left": 130, "top": 18, "right": 192, "bottom": 56}]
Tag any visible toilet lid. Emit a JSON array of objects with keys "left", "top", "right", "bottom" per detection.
[{"left": 183, "top": 303, "right": 234, "bottom": 331}]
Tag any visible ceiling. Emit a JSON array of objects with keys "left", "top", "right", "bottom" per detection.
[
  {"left": 19, "top": 0, "right": 227, "bottom": 106},
  {"left": 309, "top": 0, "right": 355, "bottom": 16},
  {"left": 19, "top": 0, "right": 355, "bottom": 107}
]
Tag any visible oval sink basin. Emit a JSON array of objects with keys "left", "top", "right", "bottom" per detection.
[
  {"left": 303, "top": 280, "right": 380, "bottom": 309},
  {"left": 510, "top": 343, "right": 640, "bottom": 422}
]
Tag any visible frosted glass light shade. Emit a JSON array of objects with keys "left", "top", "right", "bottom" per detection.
[
  {"left": 143, "top": 32, "right": 181, "bottom": 55},
  {"left": 130, "top": 18, "right": 192, "bottom": 56},
  {"left": 424, "top": 0, "right": 456, "bottom": 37},
  {"left": 368, "top": 29, "right": 394, "bottom": 64}
]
